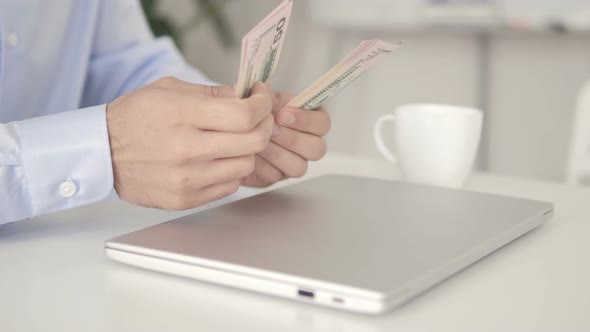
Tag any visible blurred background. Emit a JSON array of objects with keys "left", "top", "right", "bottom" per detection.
[{"left": 144, "top": 0, "right": 590, "bottom": 185}]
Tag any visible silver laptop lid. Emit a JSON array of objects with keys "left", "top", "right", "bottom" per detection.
[{"left": 106, "top": 175, "right": 553, "bottom": 298}]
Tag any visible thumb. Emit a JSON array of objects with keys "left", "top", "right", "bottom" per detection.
[
  {"left": 151, "top": 77, "right": 237, "bottom": 98},
  {"left": 201, "top": 84, "right": 237, "bottom": 98}
]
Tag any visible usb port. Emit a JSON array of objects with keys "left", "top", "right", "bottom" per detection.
[
  {"left": 297, "top": 289, "right": 315, "bottom": 299},
  {"left": 332, "top": 297, "right": 345, "bottom": 304}
]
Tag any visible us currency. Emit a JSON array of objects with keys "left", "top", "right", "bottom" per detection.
[
  {"left": 235, "top": 0, "right": 293, "bottom": 98},
  {"left": 287, "top": 40, "right": 402, "bottom": 110}
]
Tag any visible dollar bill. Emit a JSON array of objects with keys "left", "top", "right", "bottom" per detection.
[
  {"left": 287, "top": 40, "right": 402, "bottom": 110},
  {"left": 235, "top": 0, "right": 293, "bottom": 98}
]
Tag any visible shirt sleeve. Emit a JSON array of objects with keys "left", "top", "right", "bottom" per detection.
[
  {"left": 81, "top": 0, "right": 217, "bottom": 107},
  {"left": 1, "top": 105, "right": 113, "bottom": 225}
]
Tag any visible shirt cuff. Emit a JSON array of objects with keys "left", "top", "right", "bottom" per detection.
[{"left": 19, "top": 105, "right": 114, "bottom": 216}]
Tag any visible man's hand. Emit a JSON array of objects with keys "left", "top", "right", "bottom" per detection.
[
  {"left": 241, "top": 91, "right": 331, "bottom": 187},
  {"left": 106, "top": 77, "right": 273, "bottom": 210}
]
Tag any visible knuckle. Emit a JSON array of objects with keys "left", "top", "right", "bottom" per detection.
[
  {"left": 244, "top": 112, "right": 261, "bottom": 132},
  {"left": 155, "top": 76, "right": 179, "bottom": 87},
  {"left": 166, "top": 109, "right": 185, "bottom": 128},
  {"left": 295, "top": 161, "right": 309, "bottom": 177},
  {"left": 199, "top": 144, "right": 216, "bottom": 161},
  {"left": 309, "top": 139, "right": 328, "bottom": 161},
  {"left": 253, "top": 130, "right": 271, "bottom": 152},
  {"left": 226, "top": 180, "right": 241, "bottom": 195},
  {"left": 239, "top": 155, "right": 256, "bottom": 177},
  {"left": 170, "top": 144, "right": 194, "bottom": 164},
  {"left": 287, "top": 159, "right": 308, "bottom": 178},
  {"left": 227, "top": 156, "right": 256, "bottom": 180},
  {"left": 265, "top": 169, "right": 283, "bottom": 185},
  {"left": 257, "top": 178, "right": 274, "bottom": 188},
  {"left": 169, "top": 172, "right": 192, "bottom": 194},
  {"left": 213, "top": 181, "right": 240, "bottom": 201},
  {"left": 233, "top": 102, "right": 259, "bottom": 132},
  {"left": 322, "top": 112, "right": 332, "bottom": 136},
  {"left": 207, "top": 85, "right": 219, "bottom": 98}
]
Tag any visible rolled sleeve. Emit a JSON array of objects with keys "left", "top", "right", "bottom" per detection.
[{"left": 19, "top": 105, "right": 114, "bottom": 216}]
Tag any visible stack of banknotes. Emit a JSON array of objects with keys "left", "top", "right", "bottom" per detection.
[{"left": 235, "top": 0, "right": 402, "bottom": 109}]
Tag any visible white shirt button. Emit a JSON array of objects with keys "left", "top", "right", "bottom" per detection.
[
  {"left": 59, "top": 179, "right": 78, "bottom": 197},
  {"left": 7, "top": 32, "right": 18, "bottom": 47}
]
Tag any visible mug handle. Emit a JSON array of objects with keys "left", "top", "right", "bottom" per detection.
[{"left": 373, "top": 114, "right": 397, "bottom": 163}]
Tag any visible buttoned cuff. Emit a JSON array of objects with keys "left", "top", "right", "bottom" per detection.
[{"left": 19, "top": 105, "right": 114, "bottom": 216}]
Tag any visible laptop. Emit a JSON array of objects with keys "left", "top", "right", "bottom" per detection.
[{"left": 105, "top": 175, "right": 553, "bottom": 315}]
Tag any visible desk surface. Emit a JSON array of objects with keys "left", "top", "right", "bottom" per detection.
[{"left": 2, "top": 154, "right": 589, "bottom": 332}]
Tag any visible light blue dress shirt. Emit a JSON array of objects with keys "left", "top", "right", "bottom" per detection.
[{"left": 0, "top": 0, "right": 239, "bottom": 224}]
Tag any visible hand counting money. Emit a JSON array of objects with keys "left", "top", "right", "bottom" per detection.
[
  {"left": 288, "top": 40, "right": 402, "bottom": 110},
  {"left": 235, "top": 0, "right": 293, "bottom": 98}
]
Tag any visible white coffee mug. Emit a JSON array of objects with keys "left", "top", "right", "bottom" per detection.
[{"left": 373, "top": 104, "right": 483, "bottom": 188}]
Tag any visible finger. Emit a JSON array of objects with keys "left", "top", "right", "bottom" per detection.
[
  {"left": 275, "top": 107, "right": 331, "bottom": 136},
  {"left": 155, "top": 78, "right": 272, "bottom": 132},
  {"left": 152, "top": 156, "right": 251, "bottom": 196},
  {"left": 241, "top": 155, "right": 284, "bottom": 188},
  {"left": 271, "top": 91, "right": 297, "bottom": 114},
  {"left": 197, "top": 179, "right": 242, "bottom": 204},
  {"left": 152, "top": 76, "right": 237, "bottom": 98},
  {"left": 258, "top": 141, "right": 308, "bottom": 178},
  {"left": 271, "top": 125, "right": 327, "bottom": 161},
  {"left": 206, "top": 155, "right": 256, "bottom": 184},
  {"left": 181, "top": 81, "right": 273, "bottom": 133},
  {"left": 164, "top": 179, "right": 241, "bottom": 210},
  {"left": 199, "top": 114, "right": 274, "bottom": 159},
  {"left": 247, "top": 81, "right": 274, "bottom": 112},
  {"left": 204, "top": 85, "right": 237, "bottom": 98}
]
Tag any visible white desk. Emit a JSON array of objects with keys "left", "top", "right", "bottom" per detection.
[{"left": 2, "top": 154, "right": 589, "bottom": 332}]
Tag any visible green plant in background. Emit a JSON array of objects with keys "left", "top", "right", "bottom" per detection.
[{"left": 140, "top": 0, "right": 236, "bottom": 51}]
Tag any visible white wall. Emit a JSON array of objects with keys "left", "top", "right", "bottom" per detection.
[
  {"left": 161, "top": 0, "right": 590, "bottom": 182},
  {"left": 488, "top": 33, "right": 590, "bottom": 181}
]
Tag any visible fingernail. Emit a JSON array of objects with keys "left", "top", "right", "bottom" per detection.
[
  {"left": 272, "top": 124, "right": 281, "bottom": 137},
  {"left": 278, "top": 110, "right": 296, "bottom": 125}
]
